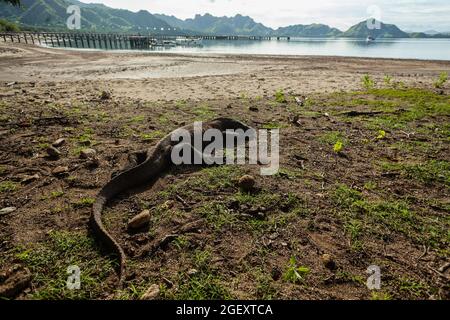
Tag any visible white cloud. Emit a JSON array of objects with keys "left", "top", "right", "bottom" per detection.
[{"left": 87, "top": 0, "right": 450, "bottom": 31}]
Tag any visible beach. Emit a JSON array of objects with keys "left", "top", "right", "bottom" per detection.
[
  {"left": 1, "top": 42, "right": 449, "bottom": 101},
  {"left": 0, "top": 41, "right": 449, "bottom": 300}
]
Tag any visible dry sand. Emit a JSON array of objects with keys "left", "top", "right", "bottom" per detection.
[{"left": 1, "top": 41, "right": 449, "bottom": 101}]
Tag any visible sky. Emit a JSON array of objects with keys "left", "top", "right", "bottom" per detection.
[{"left": 88, "top": 0, "right": 450, "bottom": 32}]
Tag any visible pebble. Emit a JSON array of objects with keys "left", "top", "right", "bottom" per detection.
[
  {"left": 187, "top": 268, "right": 198, "bottom": 276},
  {"left": 237, "top": 175, "right": 256, "bottom": 192},
  {"left": 46, "top": 146, "right": 61, "bottom": 158},
  {"left": 52, "top": 166, "right": 69, "bottom": 176},
  {"left": 0, "top": 207, "right": 17, "bottom": 216},
  {"left": 79, "top": 148, "right": 96, "bottom": 159},
  {"left": 140, "top": 284, "right": 160, "bottom": 300},
  {"left": 128, "top": 210, "right": 151, "bottom": 229},
  {"left": 52, "top": 138, "right": 66, "bottom": 147}
]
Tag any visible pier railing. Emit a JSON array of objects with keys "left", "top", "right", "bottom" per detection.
[{"left": 0, "top": 32, "right": 290, "bottom": 50}]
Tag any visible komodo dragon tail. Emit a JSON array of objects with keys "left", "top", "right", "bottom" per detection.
[{"left": 91, "top": 150, "right": 167, "bottom": 288}]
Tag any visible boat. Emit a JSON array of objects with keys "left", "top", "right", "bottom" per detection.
[{"left": 175, "top": 36, "right": 203, "bottom": 47}]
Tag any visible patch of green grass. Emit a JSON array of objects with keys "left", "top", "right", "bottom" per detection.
[
  {"left": 172, "top": 235, "right": 189, "bottom": 250},
  {"left": 129, "top": 115, "right": 145, "bottom": 123},
  {"left": 188, "top": 166, "right": 243, "bottom": 191},
  {"left": 140, "top": 130, "right": 164, "bottom": 141},
  {"left": 318, "top": 131, "right": 347, "bottom": 145},
  {"left": 76, "top": 128, "right": 94, "bottom": 146},
  {"left": 332, "top": 184, "right": 448, "bottom": 249},
  {"left": 195, "top": 202, "right": 237, "bottom": 230},
  {"left": 274, "top": 89, "right": 287, "bottom": 103},
  {"left": 193, "top": 104, "right": 216, "bottom": 120},
  {"left": 380, "top": 160, "right": 450, "bottom": 186},
  {"left": 398, "top": 278, "right": 429, "bottom": 298},
  {"left": 434, "top": 72, "right": 448, "bottom": 89},
  {"left": 343, "top": 219, "right": 364, "bottom": 251},
  {"left": 158, "top": 115, "right": 169, "bottom": 125},
  {"left": 363, "top": 181, "right": 377, "bottom": 190},
  {"left": 320, "top": 88, "right": 449, "bottom": 130},
  {"left": 167, "top": 249, "right": 232, "bottom": 300},
  {"left": 255, "top": 272, "right": 277, "bottom": 300},
  {"left": 383, "top": 75, "right": 392, "bottom": 86},
  {"left": 174, "top": 273, "right": 232, "bottom": 300},
  {"left": 15, "top": 231, "right": 114, "bottom": 299},
  {"left": 362, "top": 74, "right": 375, "bottom": 90},
  {"left": 0, "top": 180, "right": 17, "bottom": 193},
  {"left": 283, "top": 256, "right": 309, "bottom": 284},
  {"left": 335, "top": 270, "right": 365, "bottom": 285},
  {"left": 50, "top": 191, "right": 65, "bottom": 198},
  {"left": 370, "top": 291, "right": 393, "bottom": 300},
  {"left": 72, "top": 197, "right": 95, "bottom": 208}
]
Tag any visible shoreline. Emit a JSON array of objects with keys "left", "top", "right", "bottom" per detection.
[{"left": 34, "top": 41, "right": 450, "bottom": 63}]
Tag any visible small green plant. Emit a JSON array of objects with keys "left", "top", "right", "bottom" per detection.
[
  {"left": 333, "top": 140, "right": 344, "bottom": 153},
  {"left": 275, "top": 89, "right": 287, "bottom": 103},
  {"left": 376, "top": 130, "right": 386, "bottom": 140},
  {"left": 283, "top": 256, "right": 309, "bottom": 284},
  {"left": 383, "top": 75, "right": 392, "bottom": 86},
  {"left": 129, "top": 115, "right": 145, "bottom": 123},
  {"left": 362, "top": 74, "right": 375, "bottom": 90},
  {"left": 0, "top": 180, "right": 17, "bottom": 193},
  {"left": 50, "top": 191, "right": 65, "bottom": 198},
  {"left": 371, "top": 291, "right": 392, "bottom": 300},
  {"left": 434, "top": 72, "right": 448, "bottom": 89},
  {"left": 140, "top": 131, "right": 164, "bottom": 141},
  {"left": 73, "top": 197, "right": 95, "bottom": 208}
]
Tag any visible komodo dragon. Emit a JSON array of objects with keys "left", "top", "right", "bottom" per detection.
[{"left": 91, "top": 118, "right": 252, "bottom": 287}]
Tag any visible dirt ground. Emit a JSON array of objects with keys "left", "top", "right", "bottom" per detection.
[{"left": 0, "top": 42, "right": 449, "bottom": 300}]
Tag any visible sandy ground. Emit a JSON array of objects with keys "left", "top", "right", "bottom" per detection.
[
  {"left": 1, "top": 42, "right": 449, "bottom": 101},
  {"left": 0, "top": 41, "right": 449, "bottom": 300}
]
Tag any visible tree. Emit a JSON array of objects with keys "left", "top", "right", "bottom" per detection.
[{"left": 1, "top": 0, "right": 21, "bottom": 6}]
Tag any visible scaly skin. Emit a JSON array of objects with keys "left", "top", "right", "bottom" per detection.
[{"left": 91, "top": 118, "right": 252, "bottom": 288}]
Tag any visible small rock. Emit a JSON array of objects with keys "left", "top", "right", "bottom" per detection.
[
  {"left": 52, "top": 138, "right": 66, "bottom": 147},
  {"left": 46, "top": 146, "right": 61, "bottom": 158},
  {"left": 128, "top": 210, "right": 151, "bottom": 229},
  {"left": 294, "top": 96, "right": 304, "bottom": 106},
  {"left": 237, "top": 175, "right": 256, "bottom": 192},
  {"left": 100, "top": 90, "right": 111, "bottom": 100},
  {"left": 79, "top": 148, "right": 96, "bottom": 159},
  {"left": 0, "top": 207, "right": 17, "bottom": 216},
  {"left": 249, "top": 106, "right": 259, "bottom": 112},
  {"left": 187, "top": 268, "right": 198, "bottom": 276},
  {"left": 52, "top": 166, "right": 69, "bottom": 176},
  {"left": 140, "top": 284, "right": 160, "bottom": 300},
  {"left": 321, "top": 254, "right": 337, "bottom": 270},
  {"left": 271, "top": 267, "right": 282, "bottom": 281},
  {"left": 21, "top": 174, "right": 40, "bottom": 184}
]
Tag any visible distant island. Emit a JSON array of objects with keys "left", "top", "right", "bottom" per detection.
[{"left": 1, "top": 0, "right": 450, "bottom": 38}]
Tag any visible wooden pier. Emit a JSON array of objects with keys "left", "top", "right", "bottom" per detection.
[{"left": 0, "top": 32, "right": 290, "bottom": 50}]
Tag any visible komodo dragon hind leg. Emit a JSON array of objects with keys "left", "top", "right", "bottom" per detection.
[{"left": 111, "top": 150, "right": 148, "bottom": 179}]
